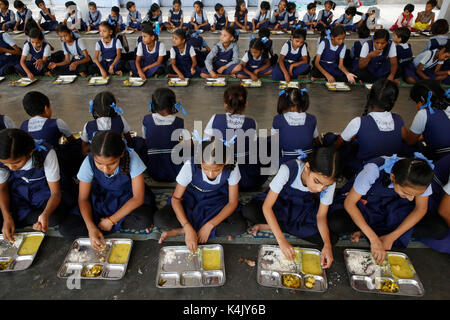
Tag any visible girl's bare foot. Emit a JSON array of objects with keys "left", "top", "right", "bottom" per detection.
[
  {"left": 158, "top": 228, "right": 184, "bottom": 243},
  {"left": 145, "top": 225, "right": 154, "bottom": 233},
  {"left": 248, "top": 224, "right": 269, "bottom": 236},
  {"left": 115, "top": 70, "right": 123, "bottom": 76},
  {"left": 350, "top": 231, "right": 363, "bottom": 242},
  {"left": 80, "top": 72, "right": 87, "bottom": 77}
]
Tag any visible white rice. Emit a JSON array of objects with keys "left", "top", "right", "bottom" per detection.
[{"left": 261, "top": 250, "right": 297, "bottom": 272}]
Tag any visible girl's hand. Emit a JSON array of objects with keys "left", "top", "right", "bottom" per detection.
[
  {"left": 138, "top": 71, "right": 146, "bottom": 80},
  {"left": 190, "top": 67, "right": 196, "bottom": 76},
  {"left": 2, "top": 216, "right": 15, "bottom": 242},
  {"left": 178, "top": 73, "right": 185, "bottom": 81},
  {"left": 370, "top": 237, "right": 386, "bottom": 265},
  {"left": 88, "top": 227, "right": 106, "bottom": 251},
  {"left": 33, "top": 213, "right": 49, "bottom": 232},
  {"left": 280, "top": 239, "right": 295, "bottom": 261},
  {"left": 210, "top": 71, "right": 218, "bottom": 78},
  {"left": 217, "top": 66, "right": 227, "bottom": 74},
  {"left": 26, "top": 72, "right": 35, "bottom": 81},
  {"left": 101, "top": 69, "right": 108, "bottom": 79},
  {"left": 197, "top": 222, "right": 214, "bottom": 244},
  {"left": 48, "top": 62, "right": 56, "bottom": 70},
  {"left": 184, "top": 224, "right": 198, "bottom": 252},
  {"left": 321, "top": 244, "right": 334, "bottom": 269},
  {"left": 69, "top": 62, "right": 77, "bottom": 71},
  {"left": 34, "top": 59, "right": 43, "bottom": 70},
  {"left": 108, "top": 65, "right": 114, "bottom": 75},
  {"left": 98, "top": 217, "right": 113, "bottom": 232},
  {"left": 379, "top": 234, "right": 395, "bottom": 251},
  {"left": 326, "top": 74, "right": 336, "bottom": 83},
  {"left": 284, "top": 72, "right": 291, "bottom": 83},
  {"left": 289, "top": 64, "right": 295, "bottom": 76},
  {"left": 250, "top": 73, "right": 258, "bottom": 81},
  {"left": 346, "top": 72, "right": 357, "bottom": 83},
  {"left": 87, "top": 25, "right": 92, "bottom": 31}
]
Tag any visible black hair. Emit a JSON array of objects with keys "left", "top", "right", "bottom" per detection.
[
  {"left": 278, "top": 0, "right": 288, "bottom": 7},
  {"left": 13, "top": 0, "right": 24, "bottom": 9},
  {"left": 193, "top": 0, "right": 203, "bottom": 9},
  {"left": 287, "top": 2, "right": 296, "bottom": 12},
  {"left": 388, "top": 158, "right": 434, "bottom": 189},
  {"left": 35, "top": 0, "right": 44, "bottom": 6},
  {"left": 236, "top": 0, "right": 245, "bottom": 12},
  {"left": 0, "top": 129, "right": 46, "bottom": 169},
  {"left": 258, "top": 27, "right": 270, "bottom": 39},
  {"left": 99, "top": 20, "right": 116, "bottom": 37},
  {"left": 24, "top": 19, "right": 39, "bottom": 36},
  {"left": 214, "top": 3, "right": 223, "bottom": 12},
  {"left": 292, "top": 27, "right": 307, "bottom": 40},
  {"left": 173, "top": 0, "right": 181, "bottom": 5},
  {"left": 277, "top": 87, "right": 309, "bottom": 114},
  {"left": 430, "top": 19, "right": 448, "bottom": 35},
  {"left": 409, "top": 80, "right": 449, "bottom": 111},
  {"left": 23, "top": 91, "right": 49, "bottom": 117},
  {"left": 111, "top": 6, "right": 120, "bottom": 14},
  {"left": 0, "top": 0, "right": 9, "bottom": 7},
  {"left": 195, "top": 136, "right": 235, "bottom": 170},
  {"left": 404, "top": 4, "right": 415, "bottom": 13},
  {"left": 394, "top": 27, "right": 410, "bottom": 43},
  {"left": 260, "top": 1, "right": 270, "bottom": 10},
  {"left": 91, "top": 130, "right": 130, "bottom": 175},
  {"left": 150, "top": 88, "right": 178, "bottom": 115},
  {"left": 126, "top": 1, "right": 135, "bottom": 10},
  {"left": 345, "top": 6, "right": 357, "bottom": 16},
  {"left": 306, "top": 146, "right": 341, "bottom": 180},
  {"left": 56, "top": 23, "right": 74, "bottom": 37},
  {"left": 223, "top": 85, "right": 247, "bottom": 114},
  {"left": 307, "top": 2, "right": 316, "bottom": 10},
  {"left": 150, "top": 3, "right": 160, "bottom": 13},
  {"left": 426, "top": 0, "right": 437, "bottom": 7},
  {"left": 373, "top": 28, "right": 390, "bottom": 41},
  {"left": 65, "top": 1, "right": 76, "bottom": 8},
  {"left": 249, "top": 38, "right": 264, "bottom": 51},
  {"left": 28, "top": 27, "right": 44, "bottom": 40},
  {"left": 88, "top": 2, "right": 97, "bottom": 8},
  {"left": 91, "top": 91, "right": 120, "bottom": 119},
  {"left": 173, "top": 28, "right": 188, "bottom": 41},
  {"left": 363, "top": 79, "right": 399, "bottom": 115},
  {"left": 142, "top": 24, "right": 158, "bottom": 40},
  {"left": 324, "top": 0, "right": 336, "bottom": 10},
  {"left": 357, "top": 24, "right": 370, "bottom": 38},
  {"left": 331, "top": 25, "right": 346, "bottom": 37},
  {"left": 224, "top": 26, "right": 239, "bottom": 42}
]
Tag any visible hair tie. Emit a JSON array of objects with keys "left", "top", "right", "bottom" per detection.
[
  {"left": 295, "top": 149, "right": 307, "bottom": 160},
  {"left": 220, "top": 135, "right": 237, "bottom": 147},
  {"left": 110, "top": 102, "right": 124, "bottom": 115},
  {"left": 444, "top": 89, "right": 450, "bottom": 99},
  {"left": 420, "top": 91, "right": 435, "bottom": 115},
  {"left": 325, "top": 29, "right": 331, "bottom": 40},
  {"left": 300, "top": 88, "right": 308, "bottom": 95},
  {"left": 89, "top": 100, "right": 94, "bottom": 114},
  {"left": 235, "top": 29, "right": 240, "bottom": 36},
  {"left": 192, "top": 30, "right": 200, "bottom": 38},
  {"left": 279, "top": 89, "right": 289, "bottom": 97},
  {"left": 250, "top": 35, "right": 255, "bottom": 41},
  {"left": 107, "top": 18, "right": 115, "bottom": 27},
  {"left": 148, "top": 102, "right": 154, "bottom": 112},
  {"left": 192, "top": 130, "right": 209, "bottom": 144},
  {"left": 174, "top": 102, "right": 187, "bottom": 116},
  {"left": 413, "top": 152, "right": 435, "bottom": 170},
  {"left": 34, "top": 139, "right": 47, "bottom": 152},
  {"left": 261, "top": 37, "right": 269, "bottom": 44},
  {"left": 379, "top": 154, "right": 400, "bottom": 174}
]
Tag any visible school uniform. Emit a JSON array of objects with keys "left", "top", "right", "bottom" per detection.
[
  {"left": 272, "top": 112, "right": 318, "bottom": 164},
  {"left": 234, "top": 9, "right": 251, "bottom": 29},
  {"left": 66, "top": 10, "right": 87, "bottom": 31},
  {"left": 252, "top": 10, "right": 270, "bottom": 29},
  {"left": 59, "top": 149, "right": 156, "bottom": 237},
  {"left": 165, "top": 8, "right": 185, "bottom": 28},
  {"left": 15, "top": 8, "right": 33, "bottom": 31},
  {"left": 332, "top": 14, "right": 355, "bottom": 31},
  {"left": 356, "top": 40, "right": 397, "bottom": 83},
  {"left": 261, "top": 38, "right": 277, "bottom": 66},
  {"left": 87, "top": 10, "right": 102, "bottom": 30},
  {"left": 272, "top": 40, "right": 309, "bottom": 80},
  {"left": 52, "top": 38, "right": 92, "bottom": 75},
  {"left": 404, "top": 49, "right": 447, "bottom": 83},
  {"left": 0, "top": 33, "right": 19, "bottom": 75},
  {"left": 316, "top": 9, "right": 333, "bottom": 31},
  {"left": 287, "top": 11, "right": 299, "bottom": 29},
  {"left": 202, "top": 42, "right": 239, "bottom": 75},
  {"left": 310, "top": 38, "right": 347, "bottom": 82},
  {"left": 144, "top": 13, "right": 163, "bottom": 26},
  {"left": 395, "top": 42, "right": 413, "bottom": 80},
  {"left": 328, "top": 156, "right": 433, "bottom": 248},
  {"left": 189, "top": 10, "right": 210, "bottom": 31},
  {"left": 38, "top": 8, "right": 58, "bottom": 31},
  {"left": 243, "top": 159, "right": 336, "bottom": 241},
  {"left": 410, "top": 105, "right": 450, "bottom": 160},
  {"left": 187, "top": 33, "right": 209, "bottom": 68},
  {"left": 153, "top": 158, "right": 247, "bottom": 238},
  {"left": 422, "top": 35, "right": 448, "bottom": 53},
  {"left": 130, "top": 41, "right": 166, "bottom": 77},
  {"left": 213, "top": 11, "right": 227, "bottom": 30},
  {"left": 0, "top": 9, "right": 15, "bottom": 31},
  {"left": 94, "top": 38, "right": 126, "bottom": 73},
  {"left": 205, "top": 113, "right": 266, "bottom": 190},
  {"left": 107, "top": 14, "right": 125, "bottom": 31},
  {"left": 15, "top": 41, "right": 51, "bottom": 76},
  {"left": 0, "top": 115, "right": 16, "bottom": 130},
  {"left": 270, "top": 9, "right": 289, "bottom": 29},
  {"left": 347, "top": 38, "right": 369, "bottom": 72},
  {"left": 142, "top": 113, "right": 185, "bottom": 182},
  {"left": 299, "top": 11, "right": 316, "bottom": 29},
  {"left": 82, "top": 116, "right": 130, "bottom": 143},
  {"left": 169, "top": 43, "right": 200, "bottom": 78},
  {"left": 238, "top": 50, "right": 272, "bottom": 77},
  {"left": 127, "top": 10, "right": 142, "bottom": 30}
]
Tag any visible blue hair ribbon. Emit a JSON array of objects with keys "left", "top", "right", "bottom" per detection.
[
  {"left": 445, "top": 89, "right": 450, "bottom": 99},
  {"left": 174, "top": 102, "right": 187, "bottom": 116},
  {"left": 235, "top": 29, "right": 240, "bottom": 36},
  {"left": 220, "top": 135, "right": 237, "bottom": 147},
  {"left": 148, "top": 102, "right": 154, "bottom": 112},
  {"left": 420, "top": 91, "right": 435, "bottom": 115},
  {"left": 379, "top": 154, "right": 400, "bottom": 174},
  {"left": 300, "top": 88, "right": 308, "bottom": 95},
  {"left": 279, "top": 89, "right": 289, "bottom": 97},
  {"left": 414, "top": 152, "right": 435, "bottom": 170},
  {"left": 192, "top": 30, "right": 201, "bottom": 38},
  {"left": 325, "top": 29, "right": 331, "bottom": 41},
  {"left": 295, "top": 149, "right": 307, "bottom": 160},
  {"left": 110, "top": 102, "right": 124, "bottom": 115},
  {"left": 261, "top": 37, "right": 269, "bottom": 44},
  {"left": 34, "top": 139, "right": 47, "bottom": 152},
  {"left": 250, "top": 35, "right": 256, "bottom": 41},
  {"left": 192, "top": 129, "right": 209, "bottom": 143},
  {"left": 89, "top": 100, "right": 94, "bottom": 114}
]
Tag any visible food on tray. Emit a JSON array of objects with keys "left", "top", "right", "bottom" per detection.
[
  {"left": 202, "top": 249, "right": 221, "bottom": 270},
  {"left": 0, "top": 258, "right": 11, "bottom": 270},
  {"left": 82, "top": 264, "right": 103, "bottom": 278},
  {"left": 123, "top": 80, "right": 131, "bottom": 86},
  {"left": 108, "top": 243, "right": 131, "bottom": 264},
  {"left": 302, "top": 253, "right": 322, "bottom": 275},
  {"left": 388, "top": 256, "right": 413, "bottom": 279},
  {"left": 304, "top": 276, "right": 316, "bottom": 289},
  {"left": 67, "top": 245, "right": 108, "bottom": 263},
  {"left": 347, "top": 251, "right": 380, "bottom": 276},
  {"left": 279, "top": 81, "right": 299, "bottom": 89},
  {"left": 261, "top": 250, "right": 297, "bottom": 272},
  {"left": 378, "top": 279, "right": 399, "bottom": 293},
  {"left": 0, "top": 237, "right": 22, "bottom": 256},
  {"left": 163, "top": 249, "right": 177, "bottom": 264},
  {"left": 282, "top": 274, "right": 301, "bottom": 288},
  {"left": 18, "top": 235, "right": 43, "bottom": 256}
]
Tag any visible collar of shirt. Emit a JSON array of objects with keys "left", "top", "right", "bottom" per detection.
[{"left": 20, "top": 157, "right": 34, "bottom": 171}]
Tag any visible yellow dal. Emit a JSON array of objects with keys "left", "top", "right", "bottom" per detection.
[
  {"left": 202, "top": 249, "right": 221, "bottom": 270},
  {"left": 302, "top": 253, "right": 322, "bottom": 275},
  {"left": 108, "top": 243, "right": 131, "bottom": 264},
  {"left": 388, "top": 256, "right": 414, "bottom": 279},
  {"left": 18, "top": 236, "right": 43, "bottom": 256}
]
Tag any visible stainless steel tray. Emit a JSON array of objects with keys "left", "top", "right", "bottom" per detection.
[
  {"left": 0, "top": 232, "right": 45, "bottom": 272},
  {"left": 257, "top": 245, "right": 328, "bottom": 292},
  {"left": 87, "top": 76, "right": 109, "bottom": 86},
  {"left": 205, "top": 78, "right": 226, "bottom": 87},
  {"left": 53, "top": 75, "right": 77, "bottom": 85},
  {"left": 156, "top": 244, "right": 226, "bottom": 288},
  {"left": 58, "top": 238, "right": 133, "bottom": 281},
  {"left": 325, "top": 82, "right": 351, "bottom": 91},
  {"left": 123, "top": 77, "right": 146, "bottom": 87},
  {"left": 343, "top": 249, "right": 424, "bottom": 297}
]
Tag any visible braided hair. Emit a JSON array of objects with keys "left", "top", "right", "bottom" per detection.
[
  {"left": 0, "top": 129, "right": 46, "bottom": 169},
  {"left": 383, "top": 157, "right": 434, "bottom": 188},
  {"left": 91, "top": 91, "right": 120, "bottom": 119},
  {"left": 409, "top": 80, "right": 449, "bottom": 111},
  {"left": 90, "top": 130, "right": 130, "bottom": 175},
  {"left": 363, "top": 78, "right": 399, "bottom": 116},
  {"left": 277, "top": 87, "right": 309, "bottom": 114}
]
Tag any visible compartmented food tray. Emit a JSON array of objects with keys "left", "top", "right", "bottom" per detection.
[
  {"left": 9, "top": 78, "right": 36, "bottom": 87},
  {"left": 271, "top": 31, "right": 285, "bottom": 34},
  {"left": 241, "top": 79, "right": 262, "bottom": 88},
  {"left": 344, "top": 249, "right": 424, "bottom": 297},
  {"left": 84, "top": 30, "right": 99, "bottom": 34},
  {"left": 156, "top": 244, "right": 226, "bottom": 288},
  {"left": 123, "top": 77, "right": 146, "bottom": 87},
  {"left": 58, "top": 238, "right": 133, "bottom": 280},
  {"left": 53, "top": 75, "right": 77, "bottom": 85},
  {"left": 257, "top": 245, "right": 327, "bottom": 292},
  {"left": 88, "top": 76, "right": 109, "bottom": 86},
  {"left": 0, "top": 232, "right": 45, "bottom": 272},
  {"left": 325, "top": 82, "right": 351, "bottom": 91},
  {"left": 12, "top": 30, "right": 23, "bottom": 34},
  {"left": 122, "top": 30, "right": 135, "bottom": 34},
  {"left": 205, "top": 78, "right": 226, "bottom": 87},
  {"left": 168, "top": 78, "right": 189, "bottom": 87},
  {"left": 279, "top": 81, "right": 299, "bottom": 89}
]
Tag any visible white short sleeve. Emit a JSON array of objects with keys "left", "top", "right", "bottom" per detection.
[
  {"left": 116, "top": 39, "right": 123, "bottom": 50},
  {"left": 121, "top": 116, "right": 131, "bottom": 134},
  {"left": 3, "top": 116, "right": 16, "bottom": 129},
  {"left": 388, "top": 43, "right": 397, "bottom": 58},
  {"left": 339, "top": 44, "right": 347, "bottom": 58},
  {"left": 340, "top": 117, "right": 361, "bottom": 142},
  {"left": 241, "top": 51, "right": 249, "bottom": 63},
  {"left": 313, "top": 125, "right": 319, "bottom": 138},
  {"left": 56, "top": 119, "right": 72, "bottom": 137},
  {"left": 189, "top": 45, "right": 196, "bottom": 57},
  {"left": 77, "top": 39, "right": 86, "bottom": 51},
  {"left": 409, "top": 110, "right": 427, "bottom": 135},
  {"left": 227, "top": 165, "right": 241, "bottom": 185},
  {"left": 360, "top": 42, "right": 369, "bottom": 58},
  {"left": 2, "top": 33, "right": 16, "bottom": 47},
  {"left": 269, "top": 164, "right": 290, "bottom": 194},
  {"left": 81, "top": 123, "right": 88, "bottom": 142},
  {"left": 280, "top": 43, "right": 289, "bottom": 56},
  {"left": 317, "top": 41, "right": 325, "bottom": 55},
  {"left": 353, "top": 163, "right": 380, "bottom": 196},
  {"left": 136, "top": 42, "right": 143, "bottom": 56},
  {"left": 418, "top": 50, "right": 433, "bottom": 66},
  {"left": 320, "top": 182, "right": 336, "bottom": 205},
  {"left": 301, "top": 45, "right": 308, "bottom": 57},
  {"left": 22, "top": 42, "right": 31, "bottom": 56},
  {"left": 159, "top": 42, "right": 166, "bottom": 56},
  {"left": 44, "top": 149, "right": 60, "bottom": 182},
  {"left": 128, "top": 149, "right": 147, "bottom": 178},
  {"left": 170, "top": 47, "right": 176, "bottom": 59},
  {"left": 0, "top": 168, "right": 10, "bottom": 184},
  {"left": 43, "top": 44, "right": 51, "bottom": 57},
  {"left": 420, "top": 184, "right": 433, "bottom": 197},
  {"left": 176, "top": 159, "right": 193, "bottom": 187},
  {"left": 444, "top": 176, "right": 450, "bottom": 195},
  {"left": 76, "top": 156, "right": 94, "bottom": 182},
  {"left": 95, "top": 41, "right": 101, "bottom": 51}
]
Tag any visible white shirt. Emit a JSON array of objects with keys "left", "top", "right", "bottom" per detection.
[
  {"left": 271, "top": 112, "right": 319, "bottom": 138},
  {"left": 62, "top": 39, "right": 87, "bottom": 57},
  {"left": 0, "top": 32, "right": 16, "bottom": 47},
  {"left": 317, "top": 40, "right": 346, "bottom": 59},
  {"left": 25, "top": 116, "right": 72, "bottom": 137},
  {"left": 353, "top": 161, "right": 432, "bottom": 197},
  {"left": 444, "top": 176, "right": 450, "bottom": 195},
  {"left": 176, "top": 159, "right": 241, "bottom": 187},
  {"left": 204, "top": 113, "right": 257, "bottom": 137},
  {"left": 22, "top": 42, "right": 51, "bottom": 58},
  {"left": 136, "top": 41, "right": 166, "bottom": 57},
  {"left": 81, "top": 116, "right": 131, "bottom": 142},
  {"left": 360, "top": 41, "right": 397, "bottom": 58},
  {"left": 413, "top": 49, "right": 443, "bottom": 70},
  {"left": 280, "top": 42, "right": 308, "bottom": 57},
  {"left": 341, "top": 112, "right": 396, "bottom": 142},
  {"left": 0, "top": 149, "right": 60, "bottom": 184},
  {"left": 65, "top": 10, "right": 82, "bottom": 29},
  {"left": 95, "top": 38, "right": 123, "bottom": 51},
  {"left": 191, "top": 12, "right": 207, "bottom": 23},
  {"left": 410, "top": 107, "right": 450, "bottom": 134},
  {"left": 142, "top": 114, "right": 190, "bottom": 140},
  {"left": 241, "top": 51, "right": 262, "bottom": 63},
  {"left": 170, "top": 44, "right": 196, "bottom": 59},
  {"left": 269, "top": 159, "right": 336, "bottom": 205},
  {"left": 1, "top": 115, "right": 16, "bottom": 129}
]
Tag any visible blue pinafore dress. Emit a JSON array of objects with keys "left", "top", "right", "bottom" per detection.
[
  {"left": 15, "top": 41, "right": 49, "bottom": 75},
  {"left": 98, "top": 38, "right": 120, "bottom": 71},
  {"left": 366, "top": 40, "right": 392, "bottom": 79},
  {"left": 131, "top": 41, "right": 164, "bottom": 77},
  {"left": 272, "top": 40, "right": 309, "bottom": 80},
  {"left": 0, "top": 33, "right": 19, "bottom": 75},
  {"left": 214, "top": 13, "right": 227, "bottom": 30},
  {"left": 172, "top": 43, "right": 200, "bottom": 78},
  {"left": 39, "top": 10, "right": 58, "bottom": 31},
  {"left": 318, "top": 38, "right": 345, "bottom": 78}
]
